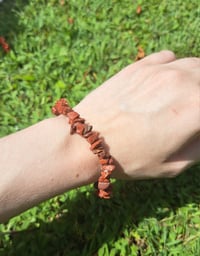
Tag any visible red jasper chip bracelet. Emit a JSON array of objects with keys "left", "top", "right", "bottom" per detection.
[{"left": 52, "top": 98, "right": 115, "bottom": 199}]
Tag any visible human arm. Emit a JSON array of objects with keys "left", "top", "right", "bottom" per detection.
[{"left": 0, "top": 50, "right": 199, "bottom": 222}]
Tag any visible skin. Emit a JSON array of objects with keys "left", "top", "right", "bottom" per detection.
[
  {"left": 75, "top": 50, "right": 200, "bottom": 179},
  {"left": 0, "top": 50, "right": 199, "bottom": 222}
]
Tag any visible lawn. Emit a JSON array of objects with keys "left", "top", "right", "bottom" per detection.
[{"left": 0, "top": 0, "right": 200, "bottom": 255}]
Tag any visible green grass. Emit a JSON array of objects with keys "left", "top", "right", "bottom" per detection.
[{"left": 0, "top": 0, "right": 200, "bottom": 255}]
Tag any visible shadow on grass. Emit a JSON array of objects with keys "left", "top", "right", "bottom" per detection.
[
  {"left": 0, "top": 0, "right": 29, "bottom": 39},
  {"left": 2, "top": 164, "right": 200, "bottom": 256}
]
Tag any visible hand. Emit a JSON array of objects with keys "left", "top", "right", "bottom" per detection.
[{"left": 75, "top": 51, "right": 200, "bottom": 180}]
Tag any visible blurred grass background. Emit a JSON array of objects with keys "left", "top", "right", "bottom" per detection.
[{"left": 0, "top": 0, "right": 200, "bottom": 255}]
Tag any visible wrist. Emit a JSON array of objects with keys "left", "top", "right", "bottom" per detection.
[{"left": 53, "top": 115, "right": 99, "bottom": 190}]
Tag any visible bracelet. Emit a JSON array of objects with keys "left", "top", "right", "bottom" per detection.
[{"left": 52, "top": 98, "right": 115, "bottom": 199}]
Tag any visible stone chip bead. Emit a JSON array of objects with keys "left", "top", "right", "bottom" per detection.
[
  {"left": 86, "top": 132, "right": 99, "bottom": 144},
  {"left": 67, "top": 111, "right": 80, "bottom": 123},
  {"left": 98, "top": 181, "right": 111, "bottom": 191},
  {"left": 52, "top": 98, "right": 115, "bottom": 199}
]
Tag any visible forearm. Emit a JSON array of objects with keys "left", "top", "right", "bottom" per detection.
[{"left": 0, "top": 116, "right": 99, "bottom": 222}]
